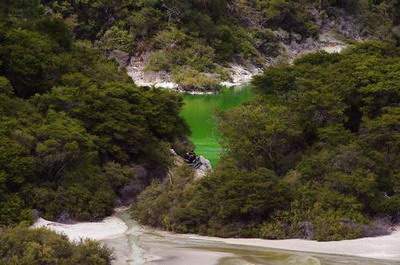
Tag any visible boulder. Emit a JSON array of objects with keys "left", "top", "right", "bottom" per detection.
[
  {"left": 31, "top": 209, "right": 41, "bottom": 222},
  {"left": 194, "top": 156, "right": 212, "bottom": 179},
  {"left": 292, "top": 32, "right": 303, "bottom": 42}
]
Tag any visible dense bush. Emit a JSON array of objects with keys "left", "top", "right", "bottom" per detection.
[
  {"left": 134, "top": 42, "right": 400, "bottom": 241},
  {"left": 0, "top": 2, "right": 189, "bottom": 225},
  {"left": 38, "top": 0, "right": 400, "bottom": 87},
  {"left": 0, "top": 227, "right": 112, "bottom": 265},
  {"left": 132, "top": 164, "right": 200, "bottom": 232}
]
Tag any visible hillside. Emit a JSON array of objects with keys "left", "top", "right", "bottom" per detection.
[
  {"left": 134, "top": 42, "right": 400, "bottom": 241},
  {"left": 1, "top": 0, "right": 400, "bottom": 260},
  {"left": 0, "top": 1, "right": 190, "bottom": 227},
  {"left": 42, "top": 0, "right": 400, "bottom": 91}
]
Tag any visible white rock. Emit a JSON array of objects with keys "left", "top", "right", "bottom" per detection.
[
  {"left": 221, "top": 64, "right": 262, "bottom": 88},
  {"left": 194, "top": 156, "right": 212, "bottom": 179},
  {"left": 125, "top": 31, "right": 348, "bottom": 91},
  {"left": 126, "top": 53, "right": 178, "bottom": 89}
]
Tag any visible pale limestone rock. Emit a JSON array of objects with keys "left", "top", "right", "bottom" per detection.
[{"left": 194, "top": 156, "right": 212, "bottom": 179}]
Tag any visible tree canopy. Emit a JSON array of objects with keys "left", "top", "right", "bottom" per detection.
[
  {"left": 134, "top": 42, "right": 400, "bottom": 241},
  {"left": 36, "top": 0, "right": 400, "bottom": 88},
  {"left": 0, "top": 1, "right": 189, "bottom": 226}
]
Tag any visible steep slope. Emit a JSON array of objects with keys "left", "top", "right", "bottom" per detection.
[
  {"left": 134, "top": 42, "right": 400, "bottom": 241},
  {"left": 42, "top": 0, "right": 400, "bottom": 91}
]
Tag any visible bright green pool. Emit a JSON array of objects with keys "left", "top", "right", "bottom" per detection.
[{"left": 181, "top": 86, "right": 254, "bottom": 166}]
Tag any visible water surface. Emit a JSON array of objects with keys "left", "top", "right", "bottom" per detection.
[{"left": 181, "top": 87, "right": 254, "bottom": 166}]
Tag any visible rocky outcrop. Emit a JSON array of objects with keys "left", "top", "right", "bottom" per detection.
[
  {"left": 281, "top": 31, "right": 346, "bottom": 62},
  {"left": 100, "top": 6, "right": 372, "bottom": 93},
  {"left": 220, "top": 64, "right": 262, "bottom": 88},
  {"left": 123, "top": 33, "right": 347, "bottom": 92},
  {"left": 194, "top": 156, "right": 212, "bottom": 179},
  {"left": 118, "top": 8, "right": 366, "bottom": 92},
  {"left": 170, "top": 149, "right": 212, "bottom": 180},
  {"left": 126, "top": 53, "right": 178, "bottom": 89}
]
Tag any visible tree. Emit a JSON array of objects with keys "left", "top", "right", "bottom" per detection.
[
  {"left": 0, "top": 29, "right": 63, "bottom": 97},
  {"left": 218, "top": 103, "right": 303, "bottom": 174}
]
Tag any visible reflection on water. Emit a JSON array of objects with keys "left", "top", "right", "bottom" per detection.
[{"left": 104, "top": 211, "right": 399, "bottom": 265}]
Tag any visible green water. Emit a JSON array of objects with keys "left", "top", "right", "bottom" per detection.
[{"left": 181, "top": 86, "right": 254, "bottom": 166}]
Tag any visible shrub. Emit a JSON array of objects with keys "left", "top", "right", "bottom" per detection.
[
  {"left": 0, "top": 227, "right": 113, "bottom": 265},
  {"left": 172, "top": 67, "right": 220, "bottom": 91},
  {"left": 99, "top": 26, "right": 134, "bottom": 52},
  {"left": 145, "top": 50, "right": 172, "bottom": 72}
]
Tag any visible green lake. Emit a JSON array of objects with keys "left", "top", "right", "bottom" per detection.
[{"left": 181, "top": 86, "right": 254, "bottom": 166}]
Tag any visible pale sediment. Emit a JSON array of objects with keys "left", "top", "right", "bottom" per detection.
[
  {"left": 125, "top": 38, "right": 346, "bottom": 92},
  {"left": 32, "top": 216, "right": 128, "bottom": 241},
  {"left": 184, "top": 227, "right": 400, "bottom": 261},
  {"left": 32, "top": 215, "right": 400, "bottom": 264}
]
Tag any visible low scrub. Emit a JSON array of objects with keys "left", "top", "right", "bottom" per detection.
[{"left": 0, "top": 227, "right": 113, "bottom": 265}]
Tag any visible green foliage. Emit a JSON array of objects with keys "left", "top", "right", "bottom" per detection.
[
  {"left": 0, "top": 77, "right": 13, "bottom": 96},
  {"left": 0, "top": 227, "right": 112, "bottom": 265},
  {"left": 3, "top": 0, "right": 400, "bottom": 244},
  {"left": 134, "top": 158, "right": 290, "bottom": 237},
  {"left": 99, "top": 26, "right": 134, "bottom": 52},
  {"left": 217, "top": 103, "right": 303, "bottom": 173},
  {"left": 0, "top": 28, "right": 63, "bottom": 97},
  {"left": 133, "top": 164, "right": 196, "bottom": 229},
  {"left": 256, "top": 0, "right": 317, "bottom": 37},
  {"left": 0, "top": 3, "right": 189, "bottom": 226},
  {"left": 145, "top": 26, "right": 217, "bottom": 77},
  {"left": 3, "top": 0, "right": 399, "bottom": 92},
  {"left": 135, "top": 42, "right": 400, "bottom": 241},
  {"left": 172, "top": 68, "right": 220, "bottom": 91}
]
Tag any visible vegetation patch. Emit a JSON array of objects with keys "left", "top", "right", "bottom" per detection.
[
  {"left": 0, "top": 226, "right": 112, "bottom": 265},
  {"left": 134, "top": 42, "right": 400, "bottom": 241},
  {"left": 41, "top": 0, "right": 400, "bottom": 88},
  {"left": 0, "top": 1, "right": 189, "bottom": 226}
]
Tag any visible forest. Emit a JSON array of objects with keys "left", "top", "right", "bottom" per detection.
[
  {"left": 34, "top": 0, "right": 400, "bottom": 88},
  {"left": 0, "top": 2, "right": 193, "bottom": 262},
  {"left": 1, "top": 0, "right": 400, "bottom": 263},
  {"left": 0, "top": 1, "right": 189, "bottom": 227},
  {"left": 134, "top": 42, "right": 400, "bottom": 241}
]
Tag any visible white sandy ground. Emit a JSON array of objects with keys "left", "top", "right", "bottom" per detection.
[
  {"left": 33, "top": 217, "right": 128, "bottom": 241},
  {"left": 184, "top": 227, "right": 400, "bottom": 261},
  {"left": 33, "top": 215, "right": 147, "bottom": 265},
  {"left": 33, "top": 215, "right": 400, "bottom": 262}
]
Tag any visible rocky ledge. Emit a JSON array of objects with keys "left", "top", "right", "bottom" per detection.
[{"left": 109, "top": 30, "right": 351, "bottom": 93}]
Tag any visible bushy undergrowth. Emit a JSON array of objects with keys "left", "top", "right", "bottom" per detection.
[{"left": 0, "top": 227, "right": 113, "bottom": 265}]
